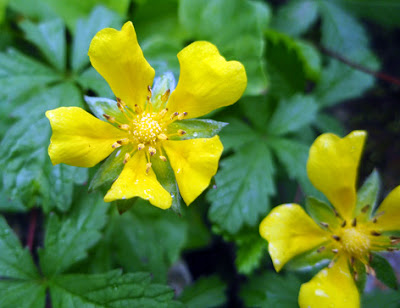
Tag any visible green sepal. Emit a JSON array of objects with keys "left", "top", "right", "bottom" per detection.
[
  {"left": 286, "top": 244, "right": 332, "bottom": 271},
  {"left": 370, "top": 253, "right": 398, "bottom": 290},
  {"left": 305, "top": 196, "right": 340, "bottom": 229},
  {"left": 350, "top": 259, "right": 367, "bottom": 294},
  {"left": 151, "top": 72, "right": 176, "bottom": 111},
  {"left": 84, "top": 95, "right": 126, "bottom": 127},
  {"left": 89, "top": 145, "right": 134, "bottom": 192},
  {"left": 115, "top": 198, "right": 137, "bottom": 215},
  {"left": 151, "top": 154, "right": 182, "bottom": 214},
  {"left": 167, "top": 119, "right": 228, "bottom": 140},
  {"left": 355, "top": 169, "right": 381, "bottom": 221}
]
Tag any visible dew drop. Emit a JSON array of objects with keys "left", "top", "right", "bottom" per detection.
[
  {"left": 193, "top": 132, "right": 198, "bottom": 137},
  {"left": 115, "top": 150, "right": 121, "bottom": 157},
  {"left": 171, "top": 193, "right": 175, "bottom": 198},
  {"left": 176, "top": 168, "right": 181, "bottom": 174}
]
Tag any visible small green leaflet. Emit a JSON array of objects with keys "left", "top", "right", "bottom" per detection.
[{"left": 370, "top": 253, "right": 398, "bottom": 290}]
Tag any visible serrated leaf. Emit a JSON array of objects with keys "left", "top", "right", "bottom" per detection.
[
  {"left": 111, "top": 200, "right": 187, "bottom": 282},
  {"left": 0, "top": 48, "right": 61, "bottom": 104},
  {"left": 305, "top": 196, "right": 339, "bottom": 228},
  {"left": 39, "top": 192, "right": 108, "bottom": 277},
  {"left": 355, "top": 169, "right": 381, "bottom": 220},
  {"left": 272, "top": 0, "right": 319, "bottom": 36},
  {"left": 19, "top": 19, "right": 66, "bottom": 72},
  {"left": 71, "top": 6, "right": 122, "bottom": 72},
  {"left": 370, "top": 253, "right": 398, "bottom": 290},
  {"left": 267, "top": 94, "right": 318, "bottom": 136},
  {"left": 0, "top": 280, "right": 46, "bottom": 308},
  {"left": 49, "top": 270, "right": 182, "bottom": 307},
  {"left": 0, "top": 84, "right": 87, "bottom": 212},
  {"left": 179, "top": 0, "right": 268, "bottom": 95},
  {"left": 179, "top": 276, "right": 227, "bottom": 308},
  {"left": 208, "top": 142, "right": 275, "bottom": 234},
  {"left": 240, "top": 271, "right": 302, "bottom": 308},
  {"left": 167, "top": 119, "right": 227, "bottom": 141},
  {"left": 235, "top": 233, "right": 267, "bottom": 275},
  {"left": 89, "top": 145, "right": 132, "bottom": 192},
  {"left": 218, "top": 117, "right": 259, "bottom": 152},
  {"left": 0, "top": 216, "right": 39, "bottom": 279}
]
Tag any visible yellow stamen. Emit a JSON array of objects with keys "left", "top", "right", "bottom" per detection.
[
  {"left": 112, "top": 142, "right": 121, "bottom": 149},
  {"left": 119, "top": 124, "right": 130, "bottom": 131},
  {"left": 103, "top": 114, "right": 115, "bottom": 123},
  {"left": 157, "top": 133, "right": 168, "bottom": 140},
  {"left": 146, "top": 162, "right": 152, "bottom": 174},
  {"left": 161, "top": 89, "right": 170, "bottom": 103},
  {"left": 159, "top": 155, "right": 167, "bottom": 162},
  {"left": 123, "top": 153, "right": 130, "bottom": 164},
  {"left": 178, "top": 129, "right": 186, "bottom": 136},
  {"left": 149, "top": 146, "right": 156, "bottom": 156},
  {"left": 117, "top": 138, "right": 130, "bottom": 145},
  {"left": 177, "top": 112, "right": 188, "bottom": 120},
  {"left": 138, "top": 143, "right": 145, "bottom": 151}
]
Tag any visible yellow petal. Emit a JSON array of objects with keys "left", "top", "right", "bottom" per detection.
[
  {"left": 163, "top": 136, "right": 223, "bottom": 205},
  {"left": 259, "top": 204, "right": 329, "bottom": 272},
  {"left": 166, "top": 41, "right": 247, "bottom": 119},
  {"left": 307, "top": 131, "right": 367, "bottom": 220},
  {"left": 298, "top": 257, "right": 360, "bottom": 308},
  {"left": 373, "top": 186, "right": 400, "bottom": 231},
  {"left": 104, "top": 150, "right": 172, "bottom": 209},
  {"left": 46, "top": 107, "right": 127, "bottom": 168},
  {"left": 88, "top": 21, "right": 154, "bottom": 109}
]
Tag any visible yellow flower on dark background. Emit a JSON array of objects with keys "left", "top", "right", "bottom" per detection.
[
  {"left": 46, "top": 22, "right": 247, "bottom": 209},
  {"left": 260, "top": 131, "right": 400, "bottom": 308}
]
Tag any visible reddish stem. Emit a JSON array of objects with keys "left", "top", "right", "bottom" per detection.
[{"left": 27, "top": 209, "right": 38, "bottom": 251}]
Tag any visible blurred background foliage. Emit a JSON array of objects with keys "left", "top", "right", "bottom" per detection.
[{"left": 0, "top": 0, "right": 399, "bottom": 307}]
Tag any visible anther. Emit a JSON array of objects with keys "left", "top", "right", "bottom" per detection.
[
  {"left": 117, "top": 101, "right": 124, "bottom": 111},
  {"left": 170, "top": 112, "right": 179, "bottom": 120},
  {"left": 350, "top": 257, "right": 355, "bottom": 266},
  {"left": 354, "top": 270, "right": 359, "bottom": 281},
  {"left": 117, "top": 138, "right": 130, "bottom": 145},
  {"left": 387, "top": 247, "right": 400, "bottom": 252},
  {"left": 103, "top": 114, "right": 115, "bottom": 123},
  {"left": 147, "top": 85, "right": 152, "bottom": 97},
  {"left": 332, "top": 248, "right": 339, "bottom": 254},
  {"left": 372, "top": 218, "right": 378, "bottom": 223},
  {"left": 317, "top": 246, "right": 326, "bottom": 253},
  {"left": 178, "top": 129, "right": 186, "bottom": 136},
  {"left": 159, "top": 155, "right": 167, "bottom": 162},
  {"left": 157, "top": 133, "right": 168, "bottom": 140},
  {"left": 178, "top": 112, "right": 188, "bottom": 120},
  {"left": 320, "top": 222, "right": 329, "bottom": 228},
  {"left": 391, "top": 238, "right": 400, "bottom": 245},
  {"left": 123, "top": 153, "right": 130, "bottom": 164},
  {"left": 119, "top": 124, "right": 130, "bottom": 131},
  {"left": 352, "top": 218, "right": 357, "bottom": 227},
  {"left": 332, "top": 235, "right": 341, "bottom": 241},
  {"left": 333, "top": 208, "right": 340, "bottom": 217},
  {"left": 161, "top": 89, "right": 170, "bottom": 103},
  {"left": 341, "top": 220, "right": 347, "bottom": 228},
  {"left": 159, "top": 108, "right": 168, "bottom": 118},
  {"left": 135, "top": 104, "right": 143, "bottom": 114},
  {"left": 112, "top": 142, "right": 121, "bottom": 149},
  {"left": 361, "top": 205, "right": 370, "bottom": 213},
  {"left": 146, "top": 162, "right": 152, "bottom": 174},
  {"left": 370, "top": 231, "right": 381, "bottom": 236},
  {"left": 138, "top": 143, "right": 145, "bottom": 151},
  {"left": 149, "top": 147, "right": 156, "bottom": 156},
  {"left": 116, "top": 97, "right": 126, "bottom": 107}
]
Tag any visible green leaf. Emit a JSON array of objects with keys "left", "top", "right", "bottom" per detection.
[
  {"left": 0, "top": 84, "right": 87, "bottom": 212},
  {"left": 0, "top": 216, "right": 39, "bottom": 279},
  {"left": 207, "top": 142, "right": 275, "bottom": 234},
  {"left": 0, "top": 280, "right": 46, "bottom": 308},
  {"left": 77, "top": 67, "right": 114, "bottom": 98},
  {"left": 0, "top": 0, "right": 8, "bottom": 24},
  {"left": 179, "top": 276, "right": 227, "bottom": 308},
  {"left": 0, "top": 48, "right": 61, "bottom": 104},
  {"left": 267, "top": 95, "right": 318, "bottom": 136},
  {"left": 19, "top": 19, "right": 66, "bottom": 72},
  {"left": 314, "top": 112, "right": 345, "bottom": 135},
  {"left": 49, "top": 270, "right": 182, "bottom": 307},
  {"left": 240, "top": 271, "right": 302, "bottom": 307},
  {"left": 71, "top": 6, "right": 122, "bottom": 72},
  {"left": 370, "top": 253, "right": 398, "bottom": 290},
  {"left": 235, "top": 232, "right": 267, "bottom": 275},
  {"left": 167, "top": 119, "right": 228, "bottom": 141},
  {"left": 362, "top": 289, "right": 400, "bottom": 308},
  {"left": 305, "top": 196, "right": 339, "bottom": 228},
  {"left": 89, "top": 145, "right": 133, "bottom": 192},
  {"left": 355, "top": 169, "right": 381, "bottom": 220},
  {"left": 179, "top": 0, "right": 269, "bottom": 95},
  {"left": 111, "top": 200, "right": 187, "bottom": 282},
  {"left": 9, "top": 0, "right": 57, "bottom": 22},
  {"left": 351, "top": 259, "right": 367, "bottom": 293},
  {"left": 39, "top": 192, "right": 108, "bottom": 277},
  {"left": 286, "top": 245, "right": 331, "bottom": 271},
  {"left": 218, "top": 117, "right": 259, "bottom": 152},
  {"left": 41, "top": 0, "right": 130, "bottom": 31},
  {"left": 84, "top": 96, "right": 126, "bottom": 126},
  {"left": 272, "top": 0, "right": 319, "bottom": 36}
]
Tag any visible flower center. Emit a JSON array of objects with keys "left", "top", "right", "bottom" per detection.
[
  {"left": 132, "top": 113, "right": 164, "bottom": 144},
  {"left": 339, "top": 226, "right": 371, "bottom": 258}
]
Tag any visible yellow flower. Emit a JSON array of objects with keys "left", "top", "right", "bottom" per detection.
[
  {"left": 46, "top": 22, "right": 247, "bottom": 209},
  {"left": 259, "top": 131, "right": 400, "bottom": 308}
]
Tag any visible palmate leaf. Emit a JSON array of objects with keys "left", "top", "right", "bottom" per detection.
[
  {"left": 39, "top": 191, "right": 108, "bottom": 277},
  {"left": 207, "top": 142, "right": 275, "bottom": 234},
  {"left": 49, "top": 270, "right": 182, "bottom": 308},
  {"left": 235, "top": 231, "right": 267, "bottom": 275},
  {"left": 110, "top": 200, "right": 187, "bottom": 282},
  {"left": 179, "top": 0, "right": 269, "bottom": 95},
  {"left": 0, "top": 280, "right": 46, "bottom": 308}
]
